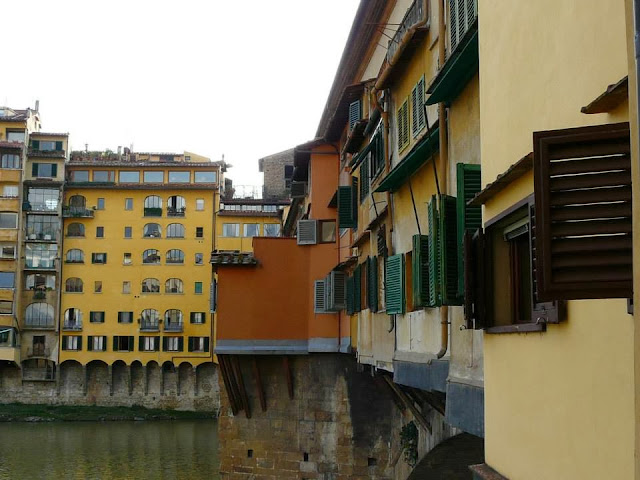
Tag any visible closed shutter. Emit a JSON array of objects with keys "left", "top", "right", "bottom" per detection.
[
  {"left": 337, "top": 186, "right": 355, "bottom": 228},
  {"left": 188, "top": 337, "right": 194, "bottom": 352},
  {"left": 367, "top": 256, "right": 379, "bottom": 312},
  {"left": 32, "top": 163, "right": 38, "bottom": 177},
  {"left": 314, "top": 280, "right": 326, "bottom": 313},
  {"left": 412, "top": 235, "right": 430, "bottom": 308},
  {"left": 427, "top": 197, "right": 441, "bottom": 307},
  {"left": 463, "top": 229, "right": 487, "bottom": 329},
  {"left": 210, "top": 281, "right": 216, "bottom": 313},
  {"left": 77, "top": 336, "right": 83, "bottom": 351},
  {"left": 31, "top": 140, "right": 40, "bottom": 150},
  {"left": 326, "top": 271, "right": 346, "bottom": 311},
  {"left": 297, "top": 220, "right": 318, "bottom": 245},
  {"left": 533, "top": 122, "right": 632, "bottom": 300},
  {"left": 178, "top": 337, "right": 184, "bottom": 352},
  {"left": 204, "top": 338, "right": 210, "bottom": 353},
  {"left": 349, "top": 100, "right": 361, "bottom": 130},
  {"left": 55, "top": 141, "right": 63, "bottom": 151},
  {"left": 139, "top": 336, "right": 144, "bottom": 351},
  {"left": 346, "top": 276, "right": 355, "bottom": 315},
  {"left": 51, "top": 164, "right": 57, "bottom": 177},
  {"left": 439, "top": 194, "right": 460, "bottom": 305},
  {"left": 377, "top": 225, "right": 387, "bottom": 258},
  {"left": 385, "top": 254, "right": 405, "bottom": 315},
  {"left": 456, "top": 163, "right": 482, "bottom": 298},
  {"left": 397, "top": 99, "right": 410, "bottom": 151},
  {"left": 87, "top": 336, "right": 93, "bottom": 352},
  {"left": 113, "top": 336, "right": 118, "bottom": 351},
  {"left": 162, "top": 337, "right": 168, "bottom": 352},
  {"left": 354, "top": 264, "right": 362, "bottom": 312},
  {"left": 411, "top": 77, "right": 426, "bottom": 137},
  {"left": 360, "top": 155, "right": 370, "bottom": 201}
]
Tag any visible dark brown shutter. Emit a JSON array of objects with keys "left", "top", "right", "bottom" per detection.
[
  {"left": 463, "top": 229, "right": 487, "bottom": 329},
  {"left": 533, "top": 122, "right": 632, "bottom": 300}
]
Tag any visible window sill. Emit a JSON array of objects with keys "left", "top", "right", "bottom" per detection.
[{"left": 486, "top": 323, "right": 545, "bottom": 334}]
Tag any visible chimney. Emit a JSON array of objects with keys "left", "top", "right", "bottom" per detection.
[
  {"left": 117, "top": 146, "right": 122, "bottom": 155},
  {"left": 85, "top": 144, "right": 88, "bottom": 153},
  {"left": 35, "top": 100, "right": 39, "bottom": 113}
]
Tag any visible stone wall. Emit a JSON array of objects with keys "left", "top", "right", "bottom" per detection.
[
  {"left": 260, "top": 148, "right": 294, "bottom": 200},
  {"left": 218, "top": 354, "right": 456, "bottom": 480},
  {"left": 0, "top": 360, "right": 219, "bottom": 412}
]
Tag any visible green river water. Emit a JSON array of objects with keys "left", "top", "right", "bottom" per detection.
[{"left": 0, "top": 420, "right": 219, "bottom": 480}]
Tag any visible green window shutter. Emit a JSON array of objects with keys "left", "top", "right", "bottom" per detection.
[
  {"left": 385, "top": 254, "right": 405, "bottom": 314},
  {"left": 439, "top": 194, "right": 460, "bottom": 305},
  {"left": 162, "top": 337, "right": 168, "bottom": 352},
  {"left": 367, "top": 256, "right": 379, "bottom": 312},
  {"left": 204, "top": 338, "right": 210, "bottom": 352},
  {"left": 456, "top": 163, "right": 482, "bottom": 298},
  {"left": 427, "top": 197, "right": 441, "bottom": 307},
  {"left": 337, "top": 186, "right": 355, "bottom": 228},
  {"left": 87, "top": 336, "right": 93, "bottom": 352},
  {"left": 178, "top": 337, "right": 184, "bottom": 352},
  {"left": 32, "top": 163, "right": 38, "bottom": 177},
  {"left": 354, "top": 264, "right": 362, "bottom": 312},
  {"left": 346, "top": 276, "right": 355, "bottom": 315},
  {"left": 360, "top": 156, "right": 369, "bottom": 202},
  {"left": 77, "top": 336, "right": 83, "bottom": 351},
  {"left": 351, "top": 177, "right": 359, "bottom": 229},
  {"left": 412, "top": 235, "right": 430, "bottom": 308},
  {"left": 139, "top": 336, "right": 144, "bottom": 351},
  {"left": 188, "top": 337, "right": 194, "bottom": 352},
  {"left": 55, "top": 141, "right": 63, "bottom": 151},
  {"left": 51, "top": 164, "right": 58, "bottom": 177},
  {"left": 113, "top": 336, "right": 118, "bottom": 351},
  {"left": 31, "top": 140, "right": 39, "bottom": 150},
  {"left": 129, "top": 336, "right": 134, "bottom": 351}
]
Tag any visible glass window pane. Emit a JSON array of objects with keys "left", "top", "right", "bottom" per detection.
[
  {"left": 125, "top": 198, "right": 133, "bottom": 210},
  {"left": 264, "top": 224, "right": 281, "bottom": 237},
  {"left": 244, "top": 224, "right": 259, "bottom": 237},
  {"left": 26, "top": 215, "right": 58, "bottom": 240},
  {"left": 194, "top": 171, "right": 217, "bottom": 183},
  {"left": 168, "top": 171, "right": 190, "bottom": 183},
  {"left": 1, "top": 154, "right": 20, "bottom": 169},
  {"left": 27, "top": 188, "right": 58, "bottom": 211},
  {"left": 93, "top": 171, "right": 114, "bottom": 182},
  {"left": 6, "top": 131, "right": 24, "bottom": 143},
  {"left": 320, "top": 221, "right": 336, "bottom": 243},
  {"left": 0, "top": 272, "right": 15, "bottom": 288},
  {"left": 196, "top": 199, "right": 205, "bottom": 211},
  {"left": 0, "top": 213, "right": 18, "bottom": 229},
  {"left": 143, "top": 171, "right": 164, "bottom": 183},
  {"left": 70, "top": 171, "right": 89, "bottom": 182},
  {"left": 119, "top": 171, "right": 140, "bottom": 183},
  {"left": 222, "top": 223, "right": 239, "bottom": 237}
]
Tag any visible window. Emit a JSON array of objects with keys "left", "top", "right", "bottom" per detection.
[
  {"left": 65, "top": 249, "right": 84, "bottom": 263},
  {"left": 371, "top": 128, "right": 386, "bottom": 179},
  {"left": 123, "top": 253, "right": 132, "bottom": 265},
  {"left": 64, "top": 308, "right": 82, "bottom": 328},
  {"left": 0, "top": 300, "right": 12, "bottom": 314},
  {"left": 142, "top": 249, "right": 160, "bottom": 264},
  {"left": 92, "top": 171, "right": 114, "bottom": 183},
  {"left": 144, "top": 195, "right": 162, "bottom": 216},
  {"left": 124, "top": 198, "right": 133, "bottom": 210},
  {"left": 88, "top": 336, "right": 106, "bottom": 352},
  {"left": 122, "top": 281, "right": 131, "bottom": 294},
  {"left": 195, "top": 253, "right": 203, "bottom": 265},
  {"left": 140, "top": 336, "right": 159, "bottom": 352},
  {"left": 243, "top": 224, "right": 260, "bottom": 237},
  {"left": 124, "top": 226, "right": 132, "bottom": 238},
  {"left": 264, "top": 224, "right": 280, "bottom": 237},
  {"left": 33, "top": 140, "right": 61, "bottom": 152},
  {"left": 195, "top": 227, "right": 204, "bottom": 238},
  {"left": 143, "top": 171, "right": 164, "bottom": 183},
  {"left": 0, "top": 244, "right": 15, "bottom": 259},
  {"left": 166, "top": 223, "right": 185, "bottom": 238},
  {"left": 26, "top": 274, "right": 55, "bottom": 291},
  {"left": 25, "top": 244, "right": 56, "bottom": 268},
  {"left": 194, "top": 171, "right": 217, "bottom": 183},
  {"left": 96, "top": 226, "right": 104, "bottom": 238},
  {"left": 222, "top": 224, "right": 239, "bottom": 237},
  {"left": 31, "top": 163, "right": 57, "bottom": 178},
  {"left": 166, "top": 249, "right": 184, "bottom": 264},
  {"left": 195, "top": 199, "right": 205, "bottom": 211},
  {"left": 6, "top": 131, "right": 24, "bottom": 143},
  {"left": 397, "top": 98, "right": 410, "bottom": 151},
  {"left": 91, "top": 253, "right": 107, "bottom": 265},
  {"left": 70, "top": 171, "right": 89, "bottom": 182},
  {"left": 142, "top": 278, "right": 160, "bottom": 293},
  {"left": 61, "top": 335, "right": 81, "bottom": 351},
  {"left": 141, "top": 309, "right": 160, "bottom": 329},
  {"left": 118, "top": 311, "right": 133, "bottom": 323},
  {"left": 188, "top": 337, "right": 210, "bottom": 353},
  {"left": 319, "top": 220, "right": 336, "bottom": 243},
  {"left": 167, "top": 196, "right": 186, "bottom": 216},
  {"left": 25, "top": 303, "right": 54, "bottom": 327},
  {"left": 26, "top": 215, "right": 58, "bottom": 241},
  {"left": 97, "top": 198, "right": 105, "bottom": 210},
  {"left": 113, "top": 336, "right": 134, "bottom": 352},
  {"left": 165, "top": 278, "right": 184, "bottom": 293},
  {"left": 1, "top": 154, "right": 20, "bottom": 169},
  {"left": 90, "top": 311, "right": 105, "bottom": 323},
  {"left": 67, "top": 223, "right": 84, "bottom": 237},
  {"left": 0, "top": 213, "right": 17, "bottom": 229},
  {"left": 168, "top": 171, "right": 190, "bottom": 183},
  {"left": 119, "top": 171, "right": 140, "bottom": 183},
  {"left": 0, "top": 272, "right": 14, "bottom": 289},
  {"left": 69, "top": 195, "right": 86, "bottom": 208},
  {"left": 410, "top": 76, "right": 426, "bottom": 138},
  {"left": 143, "top": 223, "right": 162, "bottom": 238},
  {"left": 164, "top": 309, "right": 183, "bottom": 331},
  {"left": 195, "top": 282, "right": 203, "bottom": 294},
  {"left": 190, "top": 312, "right": 206, "bottom": 324},
  {"left": 65, "top": 277, "right": 83, "bottom": 293},
  {"left": 94, "top": 281, "right": 102, "bottom": 293},
  {"left": 27, "top": 188, "right": 58, "bottom": 211},
  {"left": 3, "top": 185, "right": 18, "bottom": 198},
  {"left": 163, "top": 336, "right": 183, "bottom": 352}
]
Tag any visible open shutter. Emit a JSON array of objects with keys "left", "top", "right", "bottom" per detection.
[
  {"left": 77, "top": 336, "right": 83, "bottom": 351},
  {"left": 533, "top": 122, "right": 632, "bottom": 300},
  {"left": 385, "top": 254, "right": 405, "bottom": 314},
  {"left": 337, "top": 186, "right": 355, "bottom": 228},
  {"left": 188, "top": 337, "right": 194, "bottom": 352},
  {"left": 178, "top": 337, "right": 184, "bottom": 352},
  {"left": 31, "top": 140, "right": 40, "bottom": 150},
  {"left": 463, "top": 229, "right": 487, "bottom": 329},
  {"left": 367, "top": 256, "right": 379, "bottom": 312},
  {"left": 377, "top": 225, "right": 387, "bottom": 258},
  {"left": 412, "top": 235, "right": 430, "bottom": 308},
  {"left": 346, "top": 276, "right": 355, "bottom": 315},
  {"left": 427, "top": 197, "right": 441, "bottom": 307},
  {"left": 87, "top": 336, "right": 93, "bottom": 352},
  {"left": 297, "top": 220, "right": 317, "bottom": 245},
  {"left": 349, "top": 100, "right": 361, "bottom": 130},
  {"left": 456, "top": 163, "right": 482, "bottom": 298},
  {"left": 360, "top": 155, "right": 370, "bottom": 201},
  {"left": 354, "top": 264, "right": 362, "bottom": 312},
  {"left": 204, "top": 338, "right": 210, "bottom": 352},
  {"left": 128, "top": 336, "right": 134, "bottom": 351},
  {"left": 31, "top": 163, "right": 38, "bottom": 177},
  {"left": 439, "top": 194, "right": 460, "bottom": 305},
  {"left": 162, "top": 337, "right": 168, "bottom": 352},
  {"left": 55, "top": 141, "right": 63, "bottom": 151},
  {"left": 352, "top": 177, "right": 359, "bottom": 228},
  {"left": 314, "top": 280, "right": 326, "bottom": 313},
  {"left": 51, "top": 164, "right": 58, "bottom": 177},
  {"left": 113, "top": 336, "right": 118, "bottom": 351},
  {"left": 210, "top": 281, "right": 217, "bottom": 313},
  {"left": 139, "top": 336, "right": 144, "bottom": 351}
]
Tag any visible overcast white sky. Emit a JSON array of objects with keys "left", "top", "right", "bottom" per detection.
[{"left": 2, "top": 0, "right": 360, "bottom": 187}]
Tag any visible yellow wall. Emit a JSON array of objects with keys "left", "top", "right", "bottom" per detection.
[
  {"left": 215, "top": 214, "right": 281, "bottom": 252},
  {"left": 479, "top": 1, "right": 632, "bottom": 478}
]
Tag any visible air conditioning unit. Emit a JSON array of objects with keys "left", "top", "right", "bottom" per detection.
[
  {"left": 290, "top": 181, "right": 307, "bottom": 199},
  {"left": 297, "top": 219, "right": 317, "bottom": 245},
  {"left": 325, "top": 270, "right": 346, "bottom": 311}
]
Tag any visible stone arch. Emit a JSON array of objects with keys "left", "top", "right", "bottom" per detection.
[
  {"left": 178, "top": 362, "right": 193, "bottom": 396},
  {"left": 146, "top": 360, "right": 161, "bottom": 395},
  {"left": 21, "top": 358, "right": 56, "bottom": 382},
  {"left": 196, "top": 362, "right": 217, "bottom": 396},
  {"left": 162, "top": 361, "right": 177, "bottom": 396},
  {"left": 130, "top": 360, "right": 144, "bottom": 396},
  {"left": 0, "top": 361, "right": 21, "bottom": 390},
  {"left": 112, "top": 360, "right": 129, "bottom": 396},
  {"left": 59, "top": 360, "right": 83, "bottom": 398},
  {"left": 86, "top": 359, "right": 109, "bottom": 401}
]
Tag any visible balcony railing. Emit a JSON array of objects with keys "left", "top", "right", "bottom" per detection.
[
  {"left": 27, "top": 346, "right": 51, "bottom": 358},
  {"left": 62, "top": 206, "right": 94, "bottom": 218},
  {"left": 164, "top": 322, "right": 183, "bottom": 332},
  {"left": 62, "top": 321, "right": 82, "bottom": 331},
  {"left": 24, "top": 319, "right": 55, "bottom": 329},
  {"left": 140, "top": 321, "right": 160, "bottom": 332},
  {"left": 387, "top": 0, "right": 426, "bottom": 62},
  {"left": 33, "top": 290, "right": 47, "bottom": 300},
  {"left": 167, "top": 207, "right": 185, "bottom": 217},
  {"left": 25, "top": 202, "right": 59, "bottom": 213},
  {"left": 144, "top": 208, "right": 162, "bottom": 217}
]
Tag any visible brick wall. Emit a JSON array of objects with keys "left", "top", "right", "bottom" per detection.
[{"left": 261, "top": 149, "right": 294, "bottom": 200}]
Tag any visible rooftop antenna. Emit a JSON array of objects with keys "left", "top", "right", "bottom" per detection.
[
  {"left": 85, "top": 144, "right": 88, "bottom": 153},
  {"left": 35, "top": 100, "right": 39, "bottom": 113}
]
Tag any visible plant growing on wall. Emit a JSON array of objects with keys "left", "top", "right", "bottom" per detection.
[{"left": 400, "top": 421, "right": 418, "bottom": 467}]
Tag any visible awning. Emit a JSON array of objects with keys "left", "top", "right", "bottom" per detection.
[
  {"left": 426, "top": 26, "right": 478, "bottom": 106},
  {"left": 375, "top": 126, "right": 439, "bottom": 193}
]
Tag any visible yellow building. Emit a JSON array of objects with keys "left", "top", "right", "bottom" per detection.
[{"left": 59, "top": 151, "right": 224, "bottom": 369}]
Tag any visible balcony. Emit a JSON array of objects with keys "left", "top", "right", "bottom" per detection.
[
  {"left": 167, "top": 207, "right": 186, "bottom": 217},
  {"left": 33, "top": 290, "right": 47, "bottom": 300},
  {"left": 28, "top": 148, "right": 65, "bottom": 158},
  {"left": 24, "top": 320, "right": 55, "bottom": 330},
  {"left": 140, "top": 321, "right": 160, "bottom": 332},
  {"left": 164, "top": 322, "right": 184, "bottom": 332},
  {"left": 62, "top": 206, "right": 94, "bottom": 218},
  {"left": 386, "top": 0, "right": 427, "bottom": 63},
  {"left": 0, "top": 346, "right": 20, "bottom": 363},
  {"left": 26, "top": 346, "right": 51, "bottom": 358},
  {"left": 25, "top": 232, "right": 58, "bottom": 242},
  {"left": 25, "top": 202, "right": 59, "bottom": 214},
  {"left": 62, "top": 321, "right": 82, "bottom": 331},
  {"left": 144, "top": 208, "right": 162, "bottom": 217}
]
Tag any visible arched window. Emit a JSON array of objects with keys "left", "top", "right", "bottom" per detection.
[
  {"left": 141, "top": 309, "right": 160, "bottom": 329},
  {"left": 143, "top": 223, "right": 162, "bottom": 238},
  {"left": 167, "top": 195, "right": 186, "bottom": 217},
  {"left": 64, "top": 308, "right": 82, "bottom": 328},
  {"left": 166, "top": 223, "right": 185, "bottom": 238},
  {"left": 164, "top": 309, "right": 183, "bottom": 331},
  {"left": 65, "top": 277, "right": 83, "bottom": 293},
  {"left": 144, "top": 195, "right": 162, "bottom": 217},
  {"left": 165, "top": 278, "right": 183, "bottom": 293},
  {"left": 65, "top": 249, "right": 84, "bottom": 263},
  {"left": 68, "top": 195, "right": 86, "bottom": 207},
  {"left": 142, "top": 249, "right": 160, "bottom": 264},
  {"left": 67, "top": 223, "right": 85, "bottom": 237},
  {"left": 166, "top": 249, "right": 184, "bottom": 264},
  {"left": 25, "top": 303, "right": 54, "bottom": 328},
  {"left": 141, "top": 278, "right": 160, "bottom": 293}
]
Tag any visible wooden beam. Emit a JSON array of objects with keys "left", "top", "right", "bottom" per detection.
[
  {"left": 252, "top": 357, "right": 266, "bottom": 412},
  {"left": 218, "top": 355, "right": 239, "bottom": 415},
  {"left": 382, "top": 375, "right": 431, "bottom": 433},
  {"left": 282, "top": 356, "right": 294, "bottom": 399},
  {"left": 232, "top": 356, "right": 251, "bottom": 419}
]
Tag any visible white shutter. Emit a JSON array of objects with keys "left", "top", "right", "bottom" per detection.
[
  {"left": 325, "top": 271, "right": 346, "bottom": 311},
  {"left": 314, "top": 280, "right": 326, "bottom": 313},
  {"left": 297, "top": 220, "right": 317, "bottom": 245},
  {"left": 348, "top": 100, "right": 361, "bottom": 130},
  {"left": 450, "top": 0, "right": 477, "bottom": 54}
]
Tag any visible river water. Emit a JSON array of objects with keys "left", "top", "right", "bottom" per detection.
[{"left": 0, "top": 420, "right": 219, "bottom": 480}]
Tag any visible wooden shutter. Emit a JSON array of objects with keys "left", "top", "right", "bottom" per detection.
[
  {"left": 385, "top": 254, "right": 405, "bottom": 314},
  {"left": 314, "top": 280, "right": 326, "bottom": 313},
  {"left": 31, "top": 163, "right": 38, "bottom": 177},
  {"left": 427, "top": 197, "right": 441, "bottom": 307},
  {"left": 178, "top": 337, "right": 184, "bottom": 352},
  {"left": 113, "top": 336, "right": 118, "bottom": 351},
  {"left": 412, "top": 235, "right": 430, "bottom": 308},
  {"left": 397, "top": 99, "right": 410, "bottom": 150},
  {"left": 533, "top": 122, "right": 632, "bottom": 300},
  {"left": 210, "top": 281, "right": 216, "bottom": 313},
  {"left": 297, "top": 220, "right": 317, "bottom": 245},
  {"left": 162, "top": 337, "right": 168, "bottom": 352},
  {"left": 456, "top": 163, "right": 482, "bottom": 298},
  {"left": 354, "top": 264, "right": 362, "bottom": 312},
  {"left": 77, "top": 336, "right": 82, "bottom": 351},
  {"left": 411, "top": 78, "right": 426, "bottom": 137},
  {"left": 346, "top": 276, "right": 355, "bottom": 315},
  {"left": 367, "top": 256, "right": 379, "bottom": 312},
  {"left": 55, "top": 141, "right": 63, "bottom": 151},
  {"left": 337, "top": 186, "right": 355, "bottom": 228},
  {"left": 87, "top": 336, "right": 93, "bottom": 352},
  {"left": 188, "top": 337, "right": 194, "bottom": 352},
  {"left": 128, "top": 336, "right": 134, "bottom": 351},
  {"left": 360, "top": 155, "right": 370, "bottom": 201},
  {"left": 204, "top": 338, "right": 210, "bottom": 352},
  {"left": 51, "top": 164, "right": 58, "bottom": 177},
  {"left": 349, "top": 100, "right": 361, "bottom": 130},
  {"left": 31, "top": 140, "right": 40, "bottom": 150},
  {"left": 139, "top": 336, "right": 144, "bottom": 351},
  {"left": 377, "top": 225, "right": 387, "bottom": 258},
  {"left": 439, "top": 194, "right": 460, "bottom": 305},
  {"left": 463, "top": 229, "right": 488, "bottom": 329}
]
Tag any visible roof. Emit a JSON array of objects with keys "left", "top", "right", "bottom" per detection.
[
  {"left": 324, "top": 80, "right": 372, "bottom": 142},
  {"left": 581, "top": 76, "right": 628, "bottom": 114},
  {"left": 0, "top": 141, "right": 24, "bottom": 150},
  {"left": 210, "top": 251, "right": 258, "bottom": 266},
  {"left": 222, "top": 198, "right": 289, "bottom": 205},
  {"left": 31, "top": 132, "right": 68, "bottom": 137},
  {"left": 218, "top": 211, "right": 281, "bottom": 218},
  {"left": 66, "top": 161, "right": 223, "bottom": 168},
  {"left": 468, "top": 152, "right": 533, "bottom": 206}
]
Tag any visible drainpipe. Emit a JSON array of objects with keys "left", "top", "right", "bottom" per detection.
[
  {"left": 372, "top": 90, "right": 394, "bottom": 252},
  {"left": 436, "top": 0, "right": 449, "bottom": 359}
]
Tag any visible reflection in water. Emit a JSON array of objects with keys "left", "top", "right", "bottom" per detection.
[{"left": 0, "top": 420, "right": 219, "bottom": 480}]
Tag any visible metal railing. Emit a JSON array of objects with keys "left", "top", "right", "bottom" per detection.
[
  {"left": 387, "top": 0, "right": 426, "bottom": 62},
  {"left": 27, "top": 346, "right": 51, "bottom": 358},
  {"left": 140, "top": 321, "right": 160, "bottom": 332},
  {"left": 62, "top": 206, "right": 94, "bottom": 218},
  {"left": 167, "top": 207, "right": 185, "bottom": 217},
  {"left": 62, "top": 321, "right": 82, "bottom": 331},
  {"left": 164, "top": 322, "right": 183, "bottom": 332},
  {"left": 24, "top": 319, "right": 55, "bottom": 329}
]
